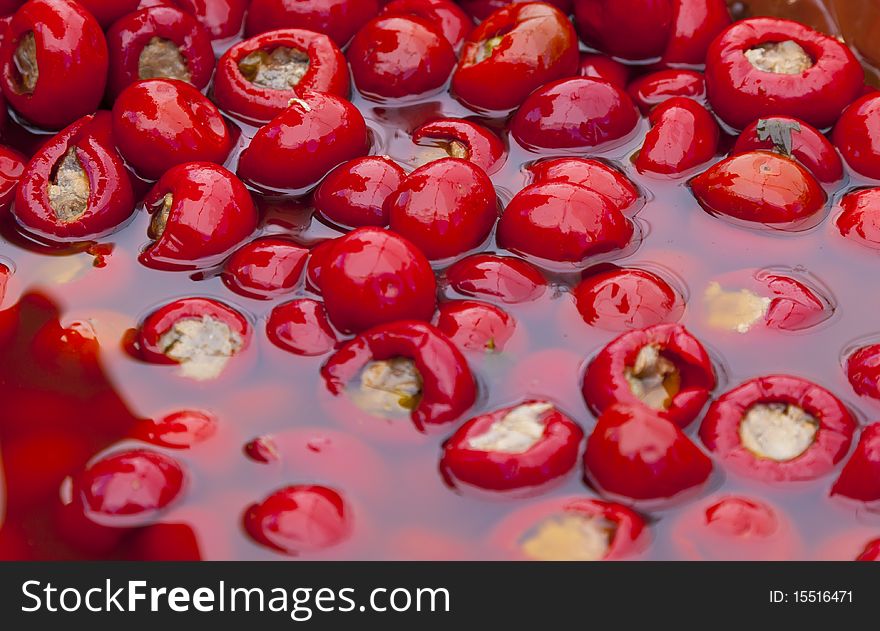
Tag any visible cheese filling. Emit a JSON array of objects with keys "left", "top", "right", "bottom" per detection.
[
  {"left": 239, "top": 47, "right": 310, "bottom": 90},
  {"left": 159, "top": 315, "right": 243, "bottom": 381},
  {"left": 138, "top": 37, "right": 192, "bottom": 82},
  {"left": 624, "top": 344, "right": 681, "bottom": 410},
  {"left": 521, "top": 514, "right": 616, "bottom": 561},
  {"left": 466, "top": 402, "right": 553, "bottom": 454},
  {"left": 739, "top": 402, "right": 819, "bottom": 461},
  {"left": 48, "top": 148, "right": 90, "bottom": 223},
  {"left": 745, "top": 40, "right": 813, "bottom": 74}
]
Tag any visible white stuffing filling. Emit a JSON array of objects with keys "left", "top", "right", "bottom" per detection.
[
  {"left": 624, "top": 344, "right": 681, "bottom": 410},
  {"left": 139, "top": 37, "right": 191, "bottom": 82},
  {"left": 353, "top": 357, "right": 423, "bottom": 416},
  {"left": 521, "top": 514, "right": 616, "bottom": 561},
  {"left": 14, "top": 31, "right": 37, "bottom": 93},
  {"left": 159, "top": 315, "right": 243, "bottom": 381},
  {"left": 745, "top": 40, "right": 813, "bottom": 74},
  {"left": 739, "top": 403, "right": 819, "bottom": 461},
  {"left": 239, "top": 47, "right": 310, "bottom": 90},
  {"left": 47, "top": 148, "right": 90, "bottom": 223},
  {"left": 704, "top": 282, "right": 771, "bottom": 334},
  {"left": 466, "top": 402, "right": 553, "bottom": 454}
]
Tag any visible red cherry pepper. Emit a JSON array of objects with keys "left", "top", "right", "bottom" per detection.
[
  {"left": 246, "top": 0, "right": 380, "bottom": 46},
  {"left": 321, "top": 227, "right": 436, "bottom": 333},
  {"left": 0, "top": 0, "right": 108, "bottom": 130},
  {"left": 584, "top": 404, "right": 713, "bottom": 501},
  {"left": 128, "top": 523, "right": 201, "bottom": 561},
  {"left": 837, "top": 188, "right": 880, "bottom": 250},
  {"left": 222, "top": 237, "right": 309, "bottom": 300},
  {"left": 833, "top": 93, "right": 880, "bottom": 180},
  {"left": 452, "top": 3, "right": 578, "bottom": 112},
  {"left": 305, "top": 238, "right": 337, "bottom": 294},
  {"left": 857, "top": 539, "right": 880, "bottom": 561},
  {"left": 387, "top": 158, "right": 497, "bottom": 261},
  {"left": 348, "top": 16, "right": 456, "bottom": 101},
  {"left": 582, "top": 323, "right": 716, "bottom": 428},
  {"left": 133, "top": 409, "right": 217, "bottom": 450},
  {"left": 527, "top": 157, "right": 640, "bottom": 213},
  {"left": 77, "top": 0, "right": 141, "bottom": 28},
  {"left": 699, "top": 375, "right": 856, "bottom": 482},
  {"left": 140, "top": 162, "right": 258, "bottom": 271},
  {"left": 244, "top": 485, "right": 352, "bottom": 556},
  {"left": 458, "top": 0, "right": 572, "bottom": 21},
  {"left": 660, "top": 0, "right": 731, "bottom": 66},
  {"left": 381, "top": 0, "right": 472, "bottom": 50},
  {"left": 214, "top": 29, "right": 349, "bottom": 125},
  {"left": 847, "top": 343, "right": 880, "bottom": 400},
  {"left": 636, "top": 97, "right": 719, "bottom": 177},
  {"left": 671, "top": 496, "right": 802, "bottom": 560},
  {"left": 445, "top": 254, "right": 547, "bottom": 304},
  {"left": 734, "top": 116, "right": 843, "bottom": 184},
  {"left": 441, "top": 400, "right": 583, "bottom": 492},
  {"left": 578, "top": 53, "right": 629, "bottom": 87},
  {"left": 491, "top": 495, "right": 648, "bottom": 561},
  {"left": 71, "top": 449, "right": 184, "bottom": 518},
  {"left": 627, "top": 69, "right": 706, "bottom": 115},
  {"left": 831, "top": 423, "right": 880, "bottom": 502},
  {"left": 496, "top": 182, "right": 633, "bottom": 265},
  {"left": 690, "top": 151, "right": 826, "bottom": 227},
  {"left": 107, "top": 8, "right": 217, "bottom": 101},
  {"left": 574, "top": 266, "right": 684, "bottom": 331},
  {"left": 705, "top": 17, "right": 864, "bottom": 130},
  {"left": 266, "top": 298, "right": 338, "bottom": 357},
  {"left": 136, "top": 297, "right": 251, "bottom": 366},
  {"left": 13, "top": 112, "right": 135, "bottom": 243},
  {"left": 435, "top": 299, "right": 516, "bottom": 353},
  {"left": 237, "top": 90, "right": 369, "bottom": 193},
  {"left": 512, "top": 77, "right": 639, "bottom": 151},
  {"left": 313, "top": 156, "right": 406, "bottom": 229},
  {"left": 0, "top": 144, "right": 25, "bottom": 212},
  {"left": 573, "top": 0, "right": 673, "bottom": 61},
  {"left": 321, "top": 320, "right": 476, "bottom": 429},
  {"left": 173, "top": 0, "right": 247, "bottom": 40},
  {"left": 411, "top": 119, "right": 506, "bottom": 175},
  {"left": 112, "top": 79, "right": 234, "bottom": 181}
]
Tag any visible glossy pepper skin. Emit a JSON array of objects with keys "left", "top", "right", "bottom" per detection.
[
  {"left": 266, "top": 298, "right": 338, "bottom": 357},
  {"left": 582, "top": 323, "right": 716, "bottom": 428},
  {"left": 13, "top": 112, "right": 135, "bottom": 243},
  {"left": 348, "top": 16, "right": 456, "bottom": 101},
  {"left": 444, "top": 254, "right": 547, "bottom": 304},
  {"left": 222, "top": 237, "right": 309, "bottom": 300},
  {"left": 0, "top": 145, "right": 26, "bottom": 212},
  {"left": 173, "top": 0, "right": 248, "bottom": 40},
  {"left": 831, "top": 423, "right": 880, "bottom": 502},
  {"left": 381, "top": 0, "right": 472, "bottom": 50},
  {"left": 246, "top": 0, "right": 380, "bottom": 46},
  {"left": 705, "top": 18, "right": 863, "bottom": 130},
  {"left": 71, "top": 449, "right": 184, "bottom": 518},
  {"left": 107, "top": 8, "right": 215, "bottom": 101},
  {"left": 491, "top": 495, "right": 648, "bottom": 561},
  {"left": 836, "top": 188, "right": 880, "bottom": 250},
  {"left": 699, "top": 375, "right": 856, "bottom": 482},
  {"left": 833, "top": 93, "right": 880, "bottom": 180},
  {"left": 627, "top": 69, "right": 706, "bottom": 115},
  {"left": 386, "top": 158, "right": 498, "bottom": 261},
  {"left": 574, "top": 266, "right": 684, "bottom": 331},
  {"left": 321, "top": 227, "right": 436, "bottom": 334},
  {"left": 313, "top": 156, "right": 406, "bottom": 229},
  {"left": 136, "top": 297, "right": 251, "bottom": 365},
  {"left": 857, "top": 539, "right": 880, "bottom": 561},
  {"left": 847, "top": 343, "right": 880, "bottom": 400},
  {"left": 141, "top": 162, "right": 258, "bottom": 271},
  {"left": 0, "top": 0, "right": 108, "bottom": 130},
  {"left": 112, "top": 79, "right": 234, "bottom": 181},
  {"left": 243, "top": 485, "right": 352, "bottom": 556},
  {"left": 458, "top": 0, "right": 572, "bottom": 21},
  {"left": 496, "top": 182, "right": 633, "bottom": 265},
  {"left": 321, "top": 320, "right": 477, "bottom": 430},
  {"left": 733, "top": 116, "right": 843, "bottom": 184},
  {"left": 214, "top": 29, "right": 349, "bottom": 125},
  {"left": 435, "top": 299, "right": 516, "bottom": 353},
  {"left": 636, "top": 97, "right": 719, "bottom": 177},
  {"left": 584, "top": 404, "right": 713, "bottom": 501},
  {"left": 511, "top": 78, "right": 639, "bottom": 152},
  {"left": 237, "top": 90, "right": 369, "bottom": 193},
  {"left": 578, "top": 53, "right": 629, "bottom": 87},
  {"left": 440, "top": 401, "right": 583, "bottom": 492},
  {"left": 526, "top": 158, "right": 640, "bottom": 213},
  {"left": 690, "top": 151, "right": 826, "bottom": 227},
  {"left": 77, "top": 0, "right": 140, "bottom": 28},
  {"left": 412, "top": 119, "right": 506, "bottom": 175},
  {"left": 452, "top": 3, "right": 578, "bottom": 113},
  {"left": 573, "top": 0, "right": 729, "bottom": 65}
]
